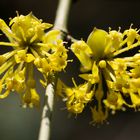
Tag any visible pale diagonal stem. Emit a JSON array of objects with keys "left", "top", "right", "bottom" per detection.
[
  {"left": 38, "top": 0, "right": 73, "bottom": 140},
  {"left": 38, "top": 78, "right": 56, "bottom": 140},
  {"left": 54, "top": 0, "right": 72, "bottom": 31}
]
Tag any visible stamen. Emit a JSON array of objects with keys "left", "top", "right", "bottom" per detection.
[
  {"left": 30, "top": 48, "right": 40, "bottom": 58},
  {"left": 72, "top": 77, "right": 77, "bottom": 88},
  {"left": 19, "top": 27, "right": 26, "bottom": 42},
  {"left": 0, "top": 42, "right": 18, "bottom": 48},
  {"left": 113, "top": 41, "right": 140, "bottom": 57},
  {"left": 3, "top": 50, "right": 17, "bottom": 59},
  {"left": 0, "top": 58, "right": 15, "bottom": 75},
  {"left": 30, "top": 33, "right": 38, "bottom": 43}
]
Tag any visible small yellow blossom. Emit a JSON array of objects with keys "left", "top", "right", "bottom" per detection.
[
  {"left": 57, "top": 79, "right": 94, "bottom": 114},
  {"left": 103, "top": 92, "right": 127, "bottom": 114},
  {"left": 90, "top": 106, "right": 108, "bottom": 124},
  {"left": 0, "top": 13, "right": 68, "bottom": 107}
]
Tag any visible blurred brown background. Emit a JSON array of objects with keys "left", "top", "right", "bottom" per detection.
[{"left": 0, "top": 0, "right": 140, "bottom": 140}]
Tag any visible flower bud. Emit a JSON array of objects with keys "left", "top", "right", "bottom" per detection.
[
  {"left": 87, "top": 28, "right": 108, "bottom": 59},
  {"left": 99, "top": 60, "right": 106, "bottom": 68}
]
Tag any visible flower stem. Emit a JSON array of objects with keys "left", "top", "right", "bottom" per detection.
[
  {"left": 38, "top": 0, "right": 73, "bottom": 140},
  {"left": 53, "top": 0, "right": 72, "bottom": 31},
  {"left": 38, "top": 75, "right": 56, "bottom": 140}
]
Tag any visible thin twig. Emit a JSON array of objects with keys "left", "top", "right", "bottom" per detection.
[
  {"left": 38, "top": 0, "right": 73, "bottom": 140},
  {"left": 38, "top": 77, "right": 56, "bottom": 140},
  {"left": 53, "top": 0, "right": 72, "bottom": 31}
]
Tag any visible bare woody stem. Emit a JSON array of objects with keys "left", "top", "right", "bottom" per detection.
[
  {"left": 38, "top": 0, "right": 73, "bottom": 140},
  {"left": 38, "top": 75, "right": 56, "bottom": 140},
  {"left": 54, "top": 0, "right": 72, "bottom": 31}
]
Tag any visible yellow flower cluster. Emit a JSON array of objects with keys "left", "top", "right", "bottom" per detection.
[
  {"left": 0, "top": 13, "right": 67, "bottom": 107},
  {"left": 58, "top": 27, "right": 140, "bottom": 124},
  {"left": 57, "top": 79, "right": 94, "bottom": 114}
]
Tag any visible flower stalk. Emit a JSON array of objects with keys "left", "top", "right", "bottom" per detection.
[
  {"left": 54, "top": 0, "right": 72, "bottom": 31},
  {"left": 38, "top": 0, "right": 73, "bottom": 140},
  {"left": 38, "top": 75, "right": 56, "bottom": 140}
]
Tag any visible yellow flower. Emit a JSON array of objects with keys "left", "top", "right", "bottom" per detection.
[
  {"left": 103, "top": 92, "right": 127, "bottom": 114},
  {"left": 0, "top": 13, "right": 68, "bottom": 107},
  {"left": 22, "top": 87, "right": 40, "bottom": 108},
  {"left": 57, "top": 79, "right": 94, "bottom": 114},
  {"left": 59, "top": 26, "right": 140, "bottom": 123},
  {"left": 90, "top": 106, "right": 108, "bottom": 125}
]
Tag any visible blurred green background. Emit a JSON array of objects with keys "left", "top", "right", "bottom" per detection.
[{"left": 0, "top": 0, "right": 140, "bottom": 140}]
